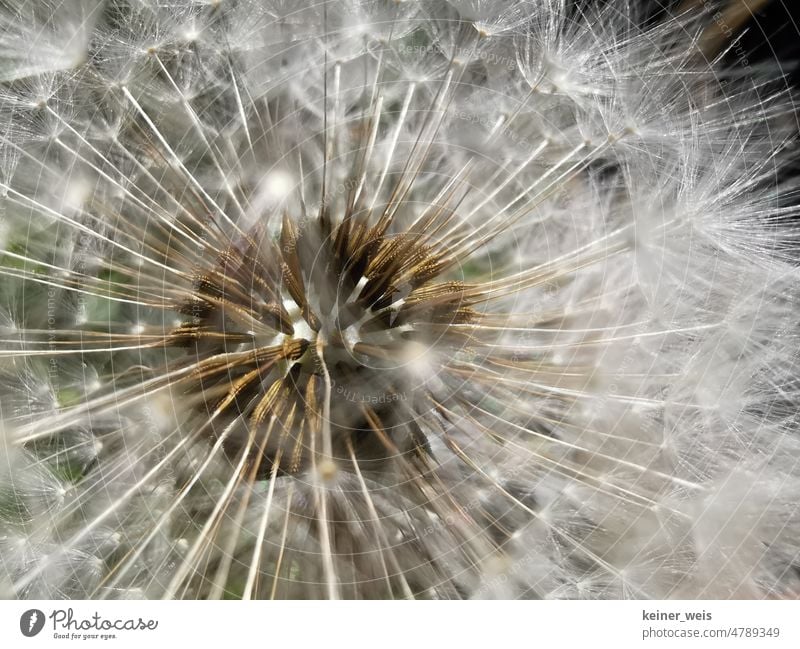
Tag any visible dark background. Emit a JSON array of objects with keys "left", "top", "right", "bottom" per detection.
[
  {"left": 674, "top": 1, "right": 799, "bottom": 81},
  {"left": 583, "top": 1, "right": 800, "bottom": 82},
  {"left": 735, "top": 1, "right": 800, "bottom": 80}
]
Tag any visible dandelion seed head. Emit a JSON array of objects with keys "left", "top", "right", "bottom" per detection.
[{"left": 0, "top": 0, "right": 799, "bottom": 600}]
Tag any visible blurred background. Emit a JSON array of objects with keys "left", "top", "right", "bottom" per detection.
[{"left": 589, "top": 1, "right": 800, "bottom": 81}]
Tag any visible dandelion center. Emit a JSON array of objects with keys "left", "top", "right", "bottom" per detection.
[{"left": 174, "top": 210, "right": 475, "bottom": 477}]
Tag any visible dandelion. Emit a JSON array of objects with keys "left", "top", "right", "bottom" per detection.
[{"left": 0, "top": 0, "right": 799, "bottom": 600}]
